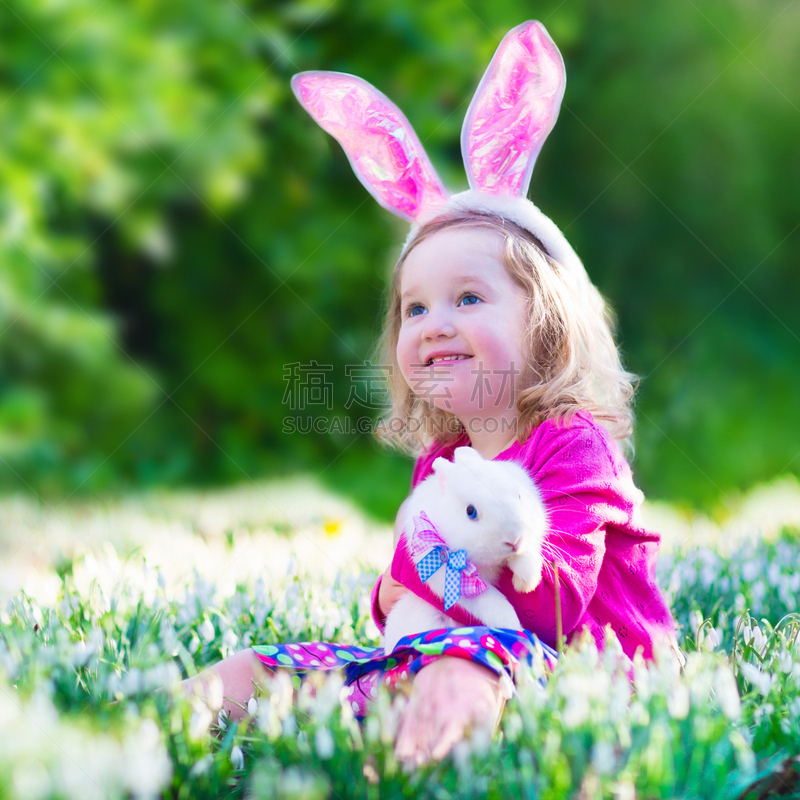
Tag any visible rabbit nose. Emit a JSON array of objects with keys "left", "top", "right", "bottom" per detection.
[{"left": 508, "top": 537, "right": 523, "bottom": 553}]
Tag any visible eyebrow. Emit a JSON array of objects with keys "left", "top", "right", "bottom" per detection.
[{"left": 400, "top": 275, "right": 493, "bottom": 301}]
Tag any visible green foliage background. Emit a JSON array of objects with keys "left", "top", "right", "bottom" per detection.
[{"left": 1, "top": 0, "right": 798, "bottom": 519}]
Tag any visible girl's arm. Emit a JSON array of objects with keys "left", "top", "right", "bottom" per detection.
[{"left": 372, "top": 566, "right": 407, "bottom": 631}]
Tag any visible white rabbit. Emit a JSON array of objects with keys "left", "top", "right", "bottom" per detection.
[{"left": 383, "top": 446, "right": 547, "bottom": 655}]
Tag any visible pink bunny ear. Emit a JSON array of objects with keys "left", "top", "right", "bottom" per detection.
[
  {"left": 292, "top": 72, "right": 450, "bottom": 222},
  {"left": 462, "top": 21, "right": 566, "bottom": 198}
]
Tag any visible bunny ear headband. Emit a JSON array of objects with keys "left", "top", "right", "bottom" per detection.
[{"left": 291, "top": 21, "right": 581, "bottom": 273}]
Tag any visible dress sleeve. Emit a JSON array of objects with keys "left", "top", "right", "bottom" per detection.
[{"left": 496, "top": 419, "right": 635, "bottom": 646}]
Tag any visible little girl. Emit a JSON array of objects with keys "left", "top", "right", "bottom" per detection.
[{"left": 187, "top": 21, "right": 676, "bottom": 766}]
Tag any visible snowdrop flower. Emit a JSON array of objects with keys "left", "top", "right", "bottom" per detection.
[
  {"left": 189, "top": 755, "right": 213, "bottom": 778},
  {"left": 188, "top": 634, "right": 201, "bottom": 654},
  {"left": 176, "top": 600, "right": 195, "bottom": 627},
  {"left": 561, "top": 691, "right": 591, "bottom": 729},
  {"left": 739, "top": 662, "right": 775, "bottom": 697},
  {"left": 767, "top": 561, "right": 781, "bottom": 585},
  {"left": 616, "top": 779, "right": 636, "bottom": 800},
  {"left": 285, "top": 605, "right": 306, "bottom": 636},
  {"left": 189, "top": 700, "right": 214, "bottom": 740},
  {"left": 278, "top": 767, "right": 329, "bottom": 800},
  {"left": 314, "top": 726, "right": 334, "bottom": 760},
  {"left": 10, "top": 763, "right": 51, "bottom": 800},
  {"left": 591, "top": 741, "right": 616, "bottom": 776},
  {"left": 309, "top": 672, "right": 344, "bottom": 725},
  {"left": 689, "top": 609, "right": 703, "bottom": 637},
  {"left": 120, "top": 668, "right": 144, "bottom": 696},
  {"left": 451, "top": 739, "right": 473, "bottom": 780},
  {"left": 70, "top": 639, "right": 95, "bottom": 669},
  {"left": 713, "top": 666, "right": 742, "bottom": 720},
  {"left": 247, "top": 696, "right": 258, "bottom": 716},
  {"left": 699, "top": 626, "right": 721, "bottom": 651},
  {"left": 700, "top": 564, "right": 717, "bottom": 588},
  {"left": 742, "top": 561, "right": 759, "bottom": 583},
  {"left": 59, "top": 596, "right": 75, "bottom": 619},
  {"left": 742, "top": 625, "right": 753, "bottom": 646},
  {"left": 122, "top": 719, "right": 172, "bottom": 800},
  {"left": 143, "top": 662, "right": 181, "bottom": 692},
  {"left": 270, "top": 671, "right": 294, "bottom": 720},
  {"left": 778, "top": 650, "right": 793, "bottom": 673},
  {"left": 206, "top": 673, "right": 224, "bottom": 711},
  {"left": 159, "top": 620, "right": 179, "bottom": 653},
  {"left": 221, "top": 628, "right": 238, "bottom": 653},
  {"left": 230, "top": 745, "right": 245, "bottom": 770},
  {"left": 467, "top": 725, "right": 492, "bottom": 757},
  {"left": 667, "top": 684, "right": 690, "bottom": 720},
  {"left": 198, "top": 618, "right": 216, "bottom": 643}
]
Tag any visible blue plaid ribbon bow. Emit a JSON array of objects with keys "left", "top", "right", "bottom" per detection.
[{"left": 411, "top": 512, "right": 488, "bottom": 611}]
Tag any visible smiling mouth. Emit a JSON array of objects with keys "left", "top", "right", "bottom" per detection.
[{"left": 426, "top": 355, "right": 473, "bottom": 366}]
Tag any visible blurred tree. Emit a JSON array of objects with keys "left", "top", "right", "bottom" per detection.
[{"left": 0, "top": 0, "right": 797, "bottom": 519}]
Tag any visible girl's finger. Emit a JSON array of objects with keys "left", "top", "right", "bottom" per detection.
[
  {"left": 396, "top": 703, "right": 438, "bottom": 764},
  {"left": 430, "top": 717, "right": 465, "bottom": 761}
]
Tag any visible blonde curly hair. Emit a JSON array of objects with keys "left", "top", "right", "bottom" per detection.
[{"left": 372, "top": 210, "right": 637, "bottom": 457}]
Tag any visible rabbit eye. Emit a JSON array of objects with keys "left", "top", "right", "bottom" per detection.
[{"left": 466, "top": 504, "right": 478, "bottom": 520}]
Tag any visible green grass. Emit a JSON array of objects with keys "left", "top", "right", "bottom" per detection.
[{"left": 1, "top": 517, "right": 799, "bottom": 798}]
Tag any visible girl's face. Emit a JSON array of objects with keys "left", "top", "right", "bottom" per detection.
[{"left": 397, "top": 227, "right": 529, "bottom": 426}]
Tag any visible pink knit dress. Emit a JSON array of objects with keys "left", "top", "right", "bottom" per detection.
[{"left": 372, "top": 411, "right": 676, "bottom": 661}]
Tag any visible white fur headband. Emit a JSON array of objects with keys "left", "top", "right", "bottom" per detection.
[{"left": 291, "top": 21, "right": 582, "bottom": 274}]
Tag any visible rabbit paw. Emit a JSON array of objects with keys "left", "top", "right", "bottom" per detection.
[{"left": 510, "top": 552, "right": 542, "bottom": 593}]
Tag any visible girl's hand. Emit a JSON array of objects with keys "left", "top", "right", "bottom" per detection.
[
  {"left": 377, "top": 564, "right": 407, "bottom": 620},
  {"left": 395, "top": 656, "right": 505, "bottom": 766}
]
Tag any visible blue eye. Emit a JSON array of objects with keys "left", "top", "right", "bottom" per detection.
[
  {"left": 407, "top": 304, "right": 425, "bottom": 317},
  {"left": 466, "top": 504, "right": 477, "bottom": 520},
  {"left": 460, "top": 294, "right": 480, "bottom": 306}
]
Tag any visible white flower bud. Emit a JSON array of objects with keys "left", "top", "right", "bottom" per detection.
[
  {"left": 314, "top": 726, "right": 334, "bottom": 760},
  {"left": 667, "top": 684, "right": 690, "bottom": 720},
  {"left": 230, "top": 745, "right": 244, "bottom": 770},
  {"left": 198, "top": 619, "right": 215, "bottom": 643}
]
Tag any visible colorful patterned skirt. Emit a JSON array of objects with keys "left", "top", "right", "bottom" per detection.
[{"left": 253, "top": 626, "right": 558, "bottom": 717}]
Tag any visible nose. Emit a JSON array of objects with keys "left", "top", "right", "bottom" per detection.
[
  {"left": 422, "top": 306, "right": 456, "bottom": 340},
  {"left": 508, "top": 537, "right": 523, "bottom": 553}
]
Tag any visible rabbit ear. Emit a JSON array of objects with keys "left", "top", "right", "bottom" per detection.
[
  {"left": 292, "top": 71, "right": 450, "bottom": 222},
  {"left": 453, "top": 446, "right": 483, "bottom": 465},
  {"left": 432, "top": 456, "right": 451, "bottom": 491},
  {"left": 462, "top": 21, "right": 566, "bottom": 198}
]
